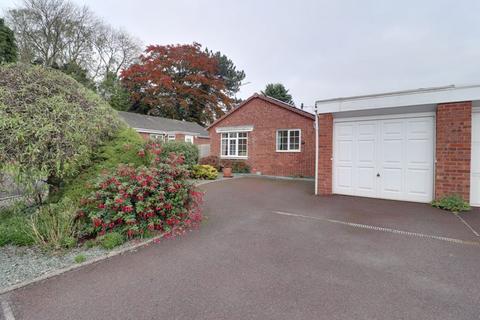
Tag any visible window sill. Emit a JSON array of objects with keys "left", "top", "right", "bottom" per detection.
[
  {"left": 220, "top": 156, "right": 248, "bottom": 159},
  {"left": 275, "top": 150, "right": 301, "bottom": 153}
]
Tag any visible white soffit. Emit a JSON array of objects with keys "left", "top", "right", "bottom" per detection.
[
  {"left": 215, "top": 125, "right": 254, "bottom": 133},
  {"left": 315, "top": 84, "right": 480, "bottom": 114}
]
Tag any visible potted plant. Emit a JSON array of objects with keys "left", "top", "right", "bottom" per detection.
[{"left": 221, "top": 160, "right": 233, "bottom": 178}]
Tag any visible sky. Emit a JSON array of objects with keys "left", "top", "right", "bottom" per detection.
[{"left": 2, "top": 0, "right": 480, "bottom": 113}]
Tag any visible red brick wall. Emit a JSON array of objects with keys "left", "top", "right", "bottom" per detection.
[
  {"left": 435, "top": 102, "right": 472, "bottom": 200},
  {"left": 317, "top": 113, "right": 333, "bottom": 195},
  {"left": 208, "top": 97, "right": 315, "bottom": 177},
  {"left": 194, "top": 137, "right": 210, "bottom": 145}
]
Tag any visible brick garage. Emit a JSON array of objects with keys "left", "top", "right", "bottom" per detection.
[
  {"left": 314, "top": 85, "right": 480, "bottom": 205},
  {"left": 208, "top": 94, "right": 315, "bottom": 177}
]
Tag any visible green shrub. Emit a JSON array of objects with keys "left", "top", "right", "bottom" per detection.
[
  {"left": 30, "top": 198, "right": 79, "bottom": 250},
  {"left": 160, "top": 141, "right": 199, "bottom": 167},
  {"left": 431, "top": 194, "right": 471, "bottom": 213},
  {"left": 61, "top": 236, "right": 77, "bottom": 249},
  {"left": 84, "top": 239, "right": 96, "bottom": 248},
  {"left": 232, "top": 161, "right": 250, "bottom": 173},
  {"left": 0, "top": 64, "right": 121, "bottom": 202},
  {"left": 74, "top": 254, "right": 86, "bottom": 263},
  {"left": 191, "top": 164, "right": 218, "bottom": 180},
  {"left": 98, "top": 232, "right": 124, "bottom": 250},
  {"left": 52, "top": 127, "right": 148, "bottom": 203},
  {"left": 199, "top": 155, "right": 220, "bottom": 170},
  {"left": 0, "top": 204, "right": 35, "bottom": 246},
  {"left": 220, "top": 160, "right": 250, "bottom": 173}
]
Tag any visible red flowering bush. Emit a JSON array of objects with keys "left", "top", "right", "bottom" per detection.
[
  {"left": 78, "top": 143, "right": 203, "bottom": 239},
  {"left": 199, "top": 155, "right": 220, "bottom": 170}
]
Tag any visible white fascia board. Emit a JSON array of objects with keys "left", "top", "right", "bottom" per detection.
[
  {"left": 134, "top": 128, "right": 208, "bottom": 138},
  {"left": 166, "top": 131, "right": 207, "bottom": 137},
  {"left": 215, "top": 125, "right": 254, "bottom": 133},
  {"left": 315, "top": 84, "right": 480, "bottom": 114},
  {"left": 133, "top": 128, "right": 167, "bottom": 135}
]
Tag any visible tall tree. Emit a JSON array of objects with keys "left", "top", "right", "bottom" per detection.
[
  {"left": 98, "top": 72, "right": 131, "bottom": 111},
  {"left": 205, "top": 49, "right": 245, "bottom": 98},
  {"left": 262, "top": 83, "right": 294, "bottom": 105},
  {"left": 121, "top": 43, "right": 233, "bottom": 125},
  {"left": 6, "top": 0, "right": 141, "bottom": 81},
  {"left": 56, "top": 61, "right": 95, "bottom": 90},
  {"left": 0, "top": 18, "right": 17, "bottom": 63}
]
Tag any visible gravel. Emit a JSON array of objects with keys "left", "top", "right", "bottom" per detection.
[
  {"left": 0, "top": 245, "right": 105, "bottom": 289},
  {"left": 0, "top": 239, "right": 149, "bottom": 290}
]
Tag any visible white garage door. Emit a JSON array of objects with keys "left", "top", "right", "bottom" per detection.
[
  {"left": 333, "top": 115, "right": 434, "bottom": 203},
  {"left": 471, "top": 111, "right": 480, "bottom": 206}
]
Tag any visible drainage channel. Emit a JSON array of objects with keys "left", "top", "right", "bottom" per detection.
[{"left": 272, "top": 211, "right": 480, "bottom": 247}]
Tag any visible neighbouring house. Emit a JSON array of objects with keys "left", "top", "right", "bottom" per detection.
[
  {"left": 314, "top": 84, "right": 480, "bottom": 207},
  {"left": 118, "top": 111, "right": 210, "bottom": 156},
  {"left": 207, "top": 93, "right": 315, "bottom": 177}
]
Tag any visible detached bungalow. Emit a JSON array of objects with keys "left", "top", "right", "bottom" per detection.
[
  {"left": 314, "top": 84, "right": 480, "bottom": 207},
  {"left": 207, "top": 94, "right": 315, "bottom": 177},
  {"left": 118, "top": 111, "right": 210, "bottom": 145}
]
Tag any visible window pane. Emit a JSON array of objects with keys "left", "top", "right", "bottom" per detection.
[
  {"left": 229, "top": 132, "right": 237, "bottom": 138},
  {"left": 277, "top": 130, "right": 288, "bottom": 150},
  {"left": 229, "top": 139, "right": 236, "bottom": 156},
  {"left": 239, "top": 132, "right": 247, "bottom": 138},
  {"left": 289, "top": 130, "right": 300, "bottom": 150},
  {"left": 221, "top": 133, "right": 228, "bottom": 139},
  {"left": 221, "top": 139, "right": 228, "bottom": 155},
  {"left": 238, "top": 137, "right": 247, "bottom": 156}
]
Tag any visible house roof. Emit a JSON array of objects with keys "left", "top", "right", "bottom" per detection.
[
  {"left": 118, "top": 111, "right": 209, "bottom": 138},
  {"left": 207, "top": 93, "right": 315, "bottom": 129}
]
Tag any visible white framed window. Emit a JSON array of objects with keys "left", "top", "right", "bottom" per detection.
[
  {"left": 167, "top": 134, "right": 176, "bottom": 141},
  {"left": 185, "top": 135, "right": 194, "bottom": 144},
  {"left": 221, "top": 132, "right": 248, "bottom": 158},
  {"left": 276, "top": 129, "right": 301, "bottom": 152},
  {"left": 150, "top": 134, "right": 165, "bottom": 141}
]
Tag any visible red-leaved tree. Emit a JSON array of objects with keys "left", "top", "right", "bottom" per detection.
[{"left": 121, "top": 43, "right": 232, "bottom": 125}]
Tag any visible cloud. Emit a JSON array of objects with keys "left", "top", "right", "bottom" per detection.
[{"left": 3, "top": 0, "right": 480, "bottom": 106}]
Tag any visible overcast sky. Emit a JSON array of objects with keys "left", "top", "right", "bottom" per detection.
[{"left": 2, "top": 0, "right": 480, "bottom": 112}]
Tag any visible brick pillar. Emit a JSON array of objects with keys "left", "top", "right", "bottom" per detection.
[
  {"left": 435, "top": 101, "right": 472, "bottom": 201},
  {"left": 317, "top": 113, "right": 333, "bottom": 195}
]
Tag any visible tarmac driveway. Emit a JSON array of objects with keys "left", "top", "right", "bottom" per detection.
[{"left": 2, "top": 177, "right": 480, "bottom": 320}]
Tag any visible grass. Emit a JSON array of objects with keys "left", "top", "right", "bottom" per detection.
[
  {"left": 74, "top": 254, "right": 86, "bottom": 263},
  {"left": 98, "top": 232, "right": 125, "bottom": 250},
  {"left": 0, "top": 204, "right": 35, "bottom": 246}
]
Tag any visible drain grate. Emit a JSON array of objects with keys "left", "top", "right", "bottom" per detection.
[{"left": 272, "top": 211, "right": 480, "bottom": 247}]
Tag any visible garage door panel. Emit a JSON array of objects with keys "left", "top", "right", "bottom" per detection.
[
  {"left": 382, "top": 139, "right": 403, "bottom": 164},
  {"left": 381, "top": 168, "right": 403, "bottom": 193},
  {"left": 406, "top": 139, "right": 431, "bottom": 165},
  {"left": 337, "top": 140, "right": 354, "bottom": 162},
  {"left": 336, "top": 167, "right": 353, "bottom": 190},
  {"left": 357, "top": 140, "right": 375, "bottom": 163},
  {"left": 406, "top": 169, "right": 430, "bottom": 195},
  {"left": 357, "top": 167, "right": 376, "bottom": 193},
  {"left": 333, "top": 116, "right": 434, "bottom": 203},
  {"left": 407, "top": 118, "right": 431, "bottom": 136}
]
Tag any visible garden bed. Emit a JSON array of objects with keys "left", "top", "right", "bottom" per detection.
[{"left": 0, "top": 233, "right": 175, "bottom": 291}]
